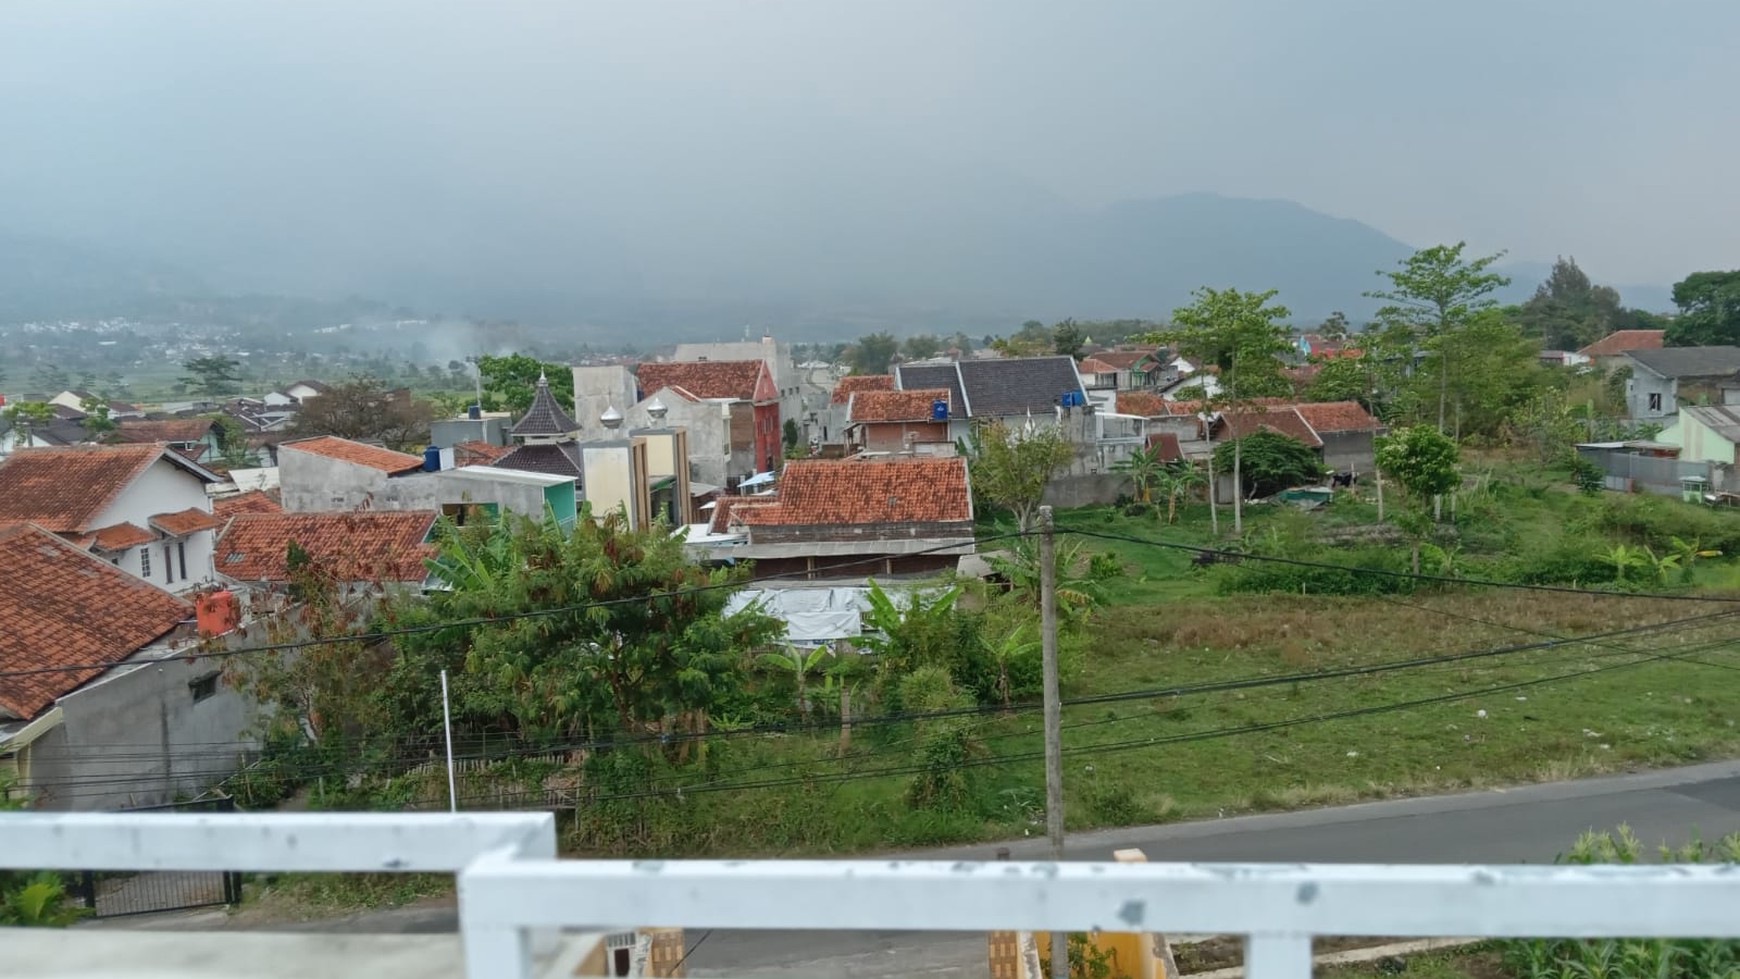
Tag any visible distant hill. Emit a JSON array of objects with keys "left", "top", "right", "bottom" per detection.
[{"left": 0, "top": 195, "right": 1675, "bottom": 334}]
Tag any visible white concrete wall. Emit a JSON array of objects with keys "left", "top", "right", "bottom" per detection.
[
  {"left": 92, "top": 457, "right": 217, "bottom": 593},
  {"left": 434, "top": 471, "right": 560, "bottom": 520},
  {"left": 572, "top": 365, "right": 639, "bottom": 440},
  {"left": 280, "top": 449, "right": 440, "bottom": 512},
  {"left": 22, "top": 648, "right": 260, "bottom": 811},
  {"left": 622, "top": 389, "right": 733, "bottom": 487}
]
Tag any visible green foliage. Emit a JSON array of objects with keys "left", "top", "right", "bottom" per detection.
[
  {"left": 1499, "top": 827, "right": 1740, "bottom": 979},
  {"left": 0, "top": 778, "right": 85, "bottom": 927},
  {"left": 1664, "top": 270, "right": 1740, "bottom": 347},
  {"left": 1571, "top": 457, "right": 1604, "bottom": 495},
  {"left": 781, "top": 417, "right": 800, "bottom": 450},
  {"left": 1211, "top": 430, "right": 1325, "bottom": 498},
  {"left": 1375, "top": 425, "right": 1461, "bottom": 501},
  {"left": 1152, "top": 459, "right": 1206, "bottom": 524},
  {"left": 1303, "top": 352, "right": 1371, "bottom": 404},
  {"left": 180, "top": 355, "right": 244, "bottom": 397},
  {"left": 289, "top": 374, "right": 438, "bottom": 451},
  {"left": 898, "top": 666, "right": 983, "bottom": 810},
  {"left": 474, "top": 353, "right": 573, "bottom": 414},
  {"left": 848, "top": 332, "right": 898, "bottom": 374},
  {"left": 1366, "top": 242, "right": 1510, "bottom": 432},
  {"left": 1159, "top": 286, "right": 1295, "bottom": 402},
  {"left": 1510, "top": 388, "right": 1585, "bottom": 464},
  {"left": 1052, "top": 318, "right": 1085, "bottom": 358},
  {"left": 968, "top": 419, "right": 1075, "bottom": 531},
  {"left": 1217, "top": 544, "right": 1419, "bottom": 596},
  {"left": 1111, "top": 443, "right": 1164, "bottom": 502},
  {"left": 1515, "top": 256, "right": 1625, "bottom": 350}
]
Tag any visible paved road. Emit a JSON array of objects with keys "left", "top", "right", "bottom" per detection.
[{"left": 109, "top": 761, "right": 1740, "bottom": 976}]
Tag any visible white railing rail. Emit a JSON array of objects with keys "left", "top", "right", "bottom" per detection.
[{"left": 9, "top": 812, "right": 1740, "bottom": 979}]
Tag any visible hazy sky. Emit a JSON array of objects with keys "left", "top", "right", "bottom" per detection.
[{"left": 2, "top": 1, "right": 1736, "bottom": 303}]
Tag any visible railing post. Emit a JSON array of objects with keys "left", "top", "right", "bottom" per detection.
[{"left": 1244, "top": 933, "right": 1311, "bottom": 979}]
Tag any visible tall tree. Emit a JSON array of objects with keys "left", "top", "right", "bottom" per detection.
[
  {"left": 992, "top": 320, "right": 1053, "bottom": 358},
  {"left": 475, "top": 353, "right": 573, "bottom": 414},
  {"left": 848, "top": 332, "right": 899, "bottom": 374},
  {"left": 968, "top": 420, "right": 1075, "bottom": 532},
  {"left": 1159, "top": 286, "right": 1294, "bottom": 534},
  {"left": 1317, "top": 311, "right": 1351, "bottom": 341},
  {"left": 1366, "top": 243, "right": 1510, "bottom": 434},
  {"left": 289, "top": 375, "right": 437, "bottom": 450},
  {"left": 1051, "top": 319, "right": 1085, "bottom": 359},
  {"left": 1515, "top": 256, "right": 1623, "bottom": 350},
  {"left": 179, "top": 356, "right": 244, "bottom": 397},
  {"left": 1374, "top": 424, "right": 1461, "bottom": 573},
  {"left": 1664, "top": 270, "right": 1740, "bottom": 347},
  {"left": 900, "top": 334, "right": 942, "bottom": 362}
]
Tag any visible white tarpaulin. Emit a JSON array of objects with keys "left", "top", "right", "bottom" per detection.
[{"left": 725, "top": 587, "right": 863, "bottom": 643}]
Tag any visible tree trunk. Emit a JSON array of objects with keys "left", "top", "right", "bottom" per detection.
[
  {"left": 1232, "top": 437, "right": 1244, "bottom": 535},
  {"left": 838, "top": 684, "right": 852, "bottom": 756},
  {"left": 1412, "top": 540, "right": 1421, "bottom": 575},
  {"left": 1206, "top": 456, "right": 1218, "bottom": 536}
]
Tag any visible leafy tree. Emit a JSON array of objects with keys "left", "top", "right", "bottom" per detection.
[
  {"left": 207, "top": 412, "right": 256, "bottom": 468},
  {"left": 1158, "top": 286, "right": 1294, "bottom": 533},
  {"left": 1, "top": 400, "right": 54, "bottom": 447},
  {"left": 782, "top": 418, "right": 800, "bottom": 451},
  {"left": 289, "top": 375, "right": 437, "bottom": 450},
  {"left": 1303, "top": 352, "right": 1372, "bottom": 405},
  {"left": 179, "top": 356, "right": 244, "bottom": 397},
  {"left": 475, "top": 353, "right": 572, "bottom": 414},
  {"left": 1366, "top": 243, "right": 1510, "bottom": 433},
  {"left": 1516, "top": 256, "right": 1623, "bottom": 350},
  {"left": 1052, "top": 319, "right": 1085, "bottom": 359},
  {"left": 1416, "top": 310, "right": 1551, "bottom": 441},
  {"left": 848, "top": 332, "right": 899, "bottom": 375},
  {"left": 1510, "top": 389, "right": 1584, "bottom": 464},
  {"left": 1664, "top": 270, "right": 1740, "bottom": 347},
  {"left": 1375, "top": 425, "right": 1461, "bottom": 572},
  {"left": 1211, "top": 430, "right": 1324, "bottom": 498},
  {"left": 900, "top": 334, "right": 942, "bottom": 361},
  {"left": 1317, "top": 310, "right": 1351, "bottom": 340},
  {"left": 1153, "top": 459, "right": 1205, "bottom": 524},
  {"left": 968, "top": 419, "right": 1075, "bottom": 532},
  {"left": 78, "top": 396, "right": 116, "bottom": 436},
  {"left": 992, "top": 320, "right": 1054, "bottom": 358}
]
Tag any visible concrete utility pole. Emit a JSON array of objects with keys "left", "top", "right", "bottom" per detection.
[{"left": 1038, "top": 505, "right": 1067, "bottom": 979}]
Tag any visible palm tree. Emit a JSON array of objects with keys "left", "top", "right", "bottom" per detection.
[{"left": 1113, "top": 444, "right": 1164, "bottom": 503}]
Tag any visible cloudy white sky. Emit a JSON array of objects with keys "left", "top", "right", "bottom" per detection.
[{"left": 2, "top": 1, "right": 1735, "bottom": 302}]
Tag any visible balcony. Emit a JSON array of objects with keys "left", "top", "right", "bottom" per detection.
[{"left": 6, "top": 810, "right": 1740, "bottom": 978}]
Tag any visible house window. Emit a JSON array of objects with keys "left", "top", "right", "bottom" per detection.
[
  {"left": 189, "top": 672, "right": 220, "bottom": 703},
  {"left": 178, "top": 541, "right": 188, "bottom": 580},
  {"left": 140, "top": 547, "right": 152, "bottom": 579},
  {"left": 165, "top": 544, "right": 177, "bottom": 582},
  {"left": 1648, "top": 393, "right": 1663, "bottom": 411}
]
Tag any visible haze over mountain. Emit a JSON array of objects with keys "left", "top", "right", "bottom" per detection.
[{"left": 0, "top": 2, "right": 1725, "bottom": 336}]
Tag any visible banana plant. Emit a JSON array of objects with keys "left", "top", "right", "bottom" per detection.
[
  {"left": 1668, "top": 535, "right": 1721, "bottom": 584},
  {"left": 755, "top": 644, "right": 830, "bottom": 719}
]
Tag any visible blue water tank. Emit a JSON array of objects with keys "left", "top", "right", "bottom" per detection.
[
  {"left": 423, "top": 445, "right": 442, "bottom": 472},
  {"left": 467, "top": 402, "right": 482, "bottom": 420},
  {"left": 931, "top": 398, "right": 949, "bottom": 420}
]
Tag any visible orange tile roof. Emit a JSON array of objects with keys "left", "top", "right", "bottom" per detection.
[
  {"left": 1085, "top": 349, "right": 1157, "bottom": 370},
  {"left": 848, "top": 388, "right": 951, "bottom": 423},
  {"left": 1115, "top": 391, "right": 1168, "bottom": 417},
  {"left": 739, "top": 457, "right": 971, "bottom": 527},
  {"left": 281, "top": 436, "right": 424, "bottom": 474},
  {"left": 1216, "top": 408, "right": 1323, "bottom": 447},
  {"left": 90, "top": 521, "right": 158, "bottom": 551},
  {"left": 1578, "top": 329, "right": 1666, "bottom": 357},
  {"left": 216, "top": 511, "right": 438, "bottom": 583},
  {"left": 1292, "top": 400, "right": 1384, "bottom": 433},
  {"left": 830, "top": 374, "right": 895, "bottom": 405},
  {"left": 212, "top": 490, "right": 282, "bottom": 518},
  {"left": 709, "top": 495, "right": 775, "bottom": 534},
  {"left": 0, "top": 524, "right": 193, "bottom": 719},
  {"left": 0, "top": 444, "right": 166, "bottom": 533},
  {"left": 150, "top": 507, "right": 222, "bottom": 536},
  {"left": 637, "top": 360, "right": 766, "bottom": 401},
  {"left": 111, "top": 418, "right": 214, "bottom": 443},
  {"left": 453, "top": 440, "right": 514, "bottom": 467}
]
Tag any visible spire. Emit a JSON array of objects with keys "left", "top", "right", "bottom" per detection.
[{"left": 510, "top": 371, "right": 580, "bottom": 440}]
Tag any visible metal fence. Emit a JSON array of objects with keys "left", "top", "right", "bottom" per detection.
[
  {"left": 1581, "top": 449, "right": 1714, "bottom": 496},
  {"left": 75, "top": 796, "right": 244, "bottom": 918},
  {"left": 10, "top": 810, "right": 1740, "bottom": 978}
]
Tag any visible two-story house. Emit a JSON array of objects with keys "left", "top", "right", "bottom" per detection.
[
  {"left": 1625, "top": 347, "right": 1740, "bottom": 420},
  {"left": 845, "top": 389, "right": 953, "bottom": 454},
  {"left": 634, "top": 360, "right": 781, "bottom": 481},
  {"left": 894, "top": 356, "right": 1087, "bottom": 443},
  {"left": 277, "top": 435, "right": 433, "bottom": 512},
  {"left": 0, "top": 523, "right": 259, "bottom": 811},
  {"left": 0, "top": 444, "right": 222, "bottom": 593},
  {"left": 824, "top": 374, "right": 895, "bottom": 446}
]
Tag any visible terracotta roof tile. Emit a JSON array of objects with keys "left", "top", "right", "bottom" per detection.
[
  {"left": 281, "top": 436, "right": 424, "bottom": 474},
  {"left": 1578, "top": 329, "right": 1666, "bottom": 357},
  {"left": 709, "top": 495, "right": 775, "bottom": 534},
  {"left": 216, "top": 511, "right": 437, "bottom": 583},
  {"left": 453, "top": 440, "right": 514, "bottom": 467},
  {"left": 212, "top": 490, "right": 281, "bottom": 518},
  {"left": 1292, "top": 401, "right": 1384, "bottom": 433},
  {"left": 1215, "top": 408, "right": 1323, "bottom": 448},
  {"left": 738, "top": 457, "right": 971, "bottom": 527},
  {"left": 150, "top": 507, "right": 222, "bottom": 536},
  {"left": 830, "top": 374, "right": 895, "bottom": 405},
  {"left": 848, "top": 388, "right": 951, "bottom": 423},
  {"left": 0, "top": 444, "right": 166, "bottom": 533},
  {"left": 1146, "top": 432, "right": 1184, "bottom": 463},
  {"left": 0, "top": 524, "right": 193, "bottom": 719},
  {"left": 90, "top": 521, "right": 158, "bottom": 551},
  {"left": 1084, "top": 349, "right": 1156, "bottom": 370},
  {"left": 111, "top": 418, "right": 213, "bottom": 443},
  {"left": 1115, "top": 391, "right": 1169, "bottom": 417},
  {"left": 637, "top": 360, "right": 767, "bottom": 401}
]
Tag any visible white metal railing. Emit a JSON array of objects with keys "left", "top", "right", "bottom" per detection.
[{"left": 9, "top": 812, "right": 1740, "bottom": 979}]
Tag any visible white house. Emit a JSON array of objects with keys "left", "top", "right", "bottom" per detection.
[{"left": 0, "top": 443, "right": 223, "bottom": 594}]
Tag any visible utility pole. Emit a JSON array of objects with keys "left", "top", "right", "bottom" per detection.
[{"left": 1038, "top": 505, "right": 1067, "bottom": 979}]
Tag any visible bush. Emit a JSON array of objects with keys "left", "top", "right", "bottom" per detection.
[
  {"left": 1215, "top": 545, "right": 1418, "bottom": 596},
  {"left": 1123, "top": 502, "right": 1153, "bottom": 517}
]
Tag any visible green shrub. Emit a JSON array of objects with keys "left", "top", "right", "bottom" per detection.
[{"left": 1215, "top": 545, "right": 1417, "bottom": 596}]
